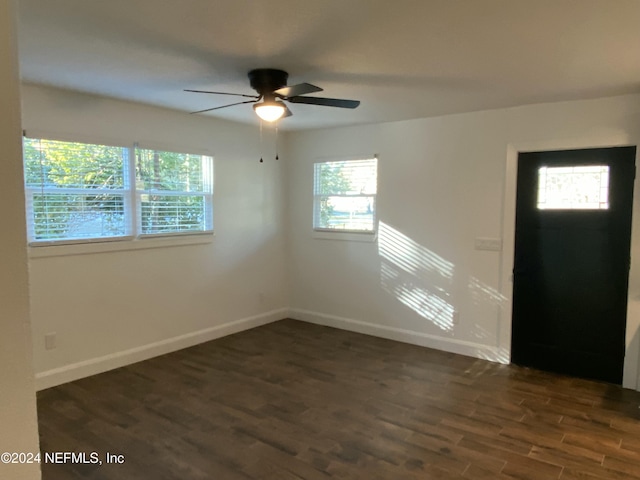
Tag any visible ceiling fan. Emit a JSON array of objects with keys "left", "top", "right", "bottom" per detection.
[{"left": 185, "top": 69, "right": 360, "bottom": 122}]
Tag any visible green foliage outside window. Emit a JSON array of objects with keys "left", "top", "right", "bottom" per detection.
[
  {"left": 135, "top": 148, "right": 210, "bottom": 235},
  {"left": 23, "top": 138, "right": 212, "bottom": 242},
  {"left": 317, "top": 163, "right": 351, "bottom": 227},
  {"left": 24, "top": 138, "right": 127, "bottom": 240},
  {"left": 314, "top": 158, "right": 377, "bottom": 232}
]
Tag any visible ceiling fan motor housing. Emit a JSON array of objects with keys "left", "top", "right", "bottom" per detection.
[
  {"left": 248, "top": 69, "right": 289, "bottom": 97},
  {"left": 186, "top": 69, "right": 359, "bottom": 115}
]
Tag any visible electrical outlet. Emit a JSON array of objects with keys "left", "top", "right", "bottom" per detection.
[{"left": 45, "top": 332, "right": 57, "bottom": 350}]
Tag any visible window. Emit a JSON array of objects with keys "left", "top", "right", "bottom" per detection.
[
  {"left": 135, "top": 147, "right": 213, "bottom": 236},
  {"left": 24, "top": 138, "right": 131, "bottom": 243},
  {"left": 313, "top": 157, "right": 377, "bottom": 233},
  {"left": 23, "top": 136, "right": 213, "bottom": 245},
  {"left": 537, "top": 165, "right": 609, "bottom": 210}
]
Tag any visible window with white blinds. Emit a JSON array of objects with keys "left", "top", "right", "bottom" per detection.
[
  {"left": 24, "top": 138, "right": 130, "bottom": 243},
  {"left": 135, "top": 147, "right": 213, "bottom": 236},
  {"left": 23, "top": 136, "right": 213, "bottom": 245},
  {"left": 313, "top": 157, "right": 378, "bottom": 233}
]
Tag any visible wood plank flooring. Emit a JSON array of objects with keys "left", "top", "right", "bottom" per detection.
[{"left": 37, "top": 319, "right": 640, "bottom": 479}]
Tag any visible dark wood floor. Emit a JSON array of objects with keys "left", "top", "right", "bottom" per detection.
[{"left": 37, "top": 319, "right": 640, "bottom": 479}]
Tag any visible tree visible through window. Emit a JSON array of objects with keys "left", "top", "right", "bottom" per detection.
[
  {"left": 23, "top": 137, "right": 213, "bottom": 244},
  {"left": 313, "top": 157, "right": 377, "bottom": 232},
  {"left": 136, "top": 148, "right": 213, "bottom": 235},
  {"left": 24, "top": 138, "right": 129, "bottom": 242}
]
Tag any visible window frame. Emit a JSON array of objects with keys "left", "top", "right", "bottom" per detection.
[
  {"left": 312, "top": 155, "right": 378, "bottom": 241},
  {"left": 22, "top": 132, "right": 214, "bottom": 250},
  {"left": 134, "top": 144, "right": 214, "bottom": 238}
]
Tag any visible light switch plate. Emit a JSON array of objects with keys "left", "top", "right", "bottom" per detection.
[{"left": 475, "top": 237, "right": 503, "bottom": 251}]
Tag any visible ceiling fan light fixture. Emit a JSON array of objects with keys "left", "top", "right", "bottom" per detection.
[{"left": 253, "top": 100, "right": 286, "bottom": 122}]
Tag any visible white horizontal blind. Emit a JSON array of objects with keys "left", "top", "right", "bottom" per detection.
[
  {"left": 23, "top": 137, "right": 130, "bottom": 243},
  {"left": 313, "top": 157, "right": 377, "bottom": 232},
  {"left": 135, "top": 147, "right": 213, "bottom": 236}
]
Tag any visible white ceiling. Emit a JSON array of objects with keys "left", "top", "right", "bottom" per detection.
[{"left": 16, "top": 0, "right": 640, "bottom": 131}]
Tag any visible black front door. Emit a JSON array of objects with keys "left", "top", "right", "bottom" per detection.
[{"left": 511, "top": 146, "right": 635, "bottom": 384}]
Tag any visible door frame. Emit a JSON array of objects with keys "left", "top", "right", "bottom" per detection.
[{"left": 500, "top": 138, "right": 640, "bottom": 389}]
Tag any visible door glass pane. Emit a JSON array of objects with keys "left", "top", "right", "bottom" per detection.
[{"left": 537, "top": 165, "right": 609, "bottom": 210}]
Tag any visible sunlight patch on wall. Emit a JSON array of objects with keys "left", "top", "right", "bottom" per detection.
[
  {"left": 467, "top": 276, "right": 509, "bottom": 363},
  {"left": 468, "top": 275, "right": 507, "bottom": 307},
  {"left": 378, "top": 222, "right": 454, "bottom": 281},
  {"left": 378, "top": 222, "right": 455, "bottom": 331},
  {"left": 381, "top": 262, "right": 455, "bottom": 331}
]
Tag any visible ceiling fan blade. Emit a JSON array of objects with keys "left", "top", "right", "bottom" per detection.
[
  {"left": 283, "top": 104, "right": 293, "bottom": 118},
  {"left": 274, "top": 83, "right": 323, "bottom": 98},
  {"left": 185, "top": 89, "right": 259, "bottom": 99},
  {"left": 288, "top": 96, "right": 360, "bottom": 109},
  {"left": 190, "top": 99, "right": 258, "bottom": 114}
]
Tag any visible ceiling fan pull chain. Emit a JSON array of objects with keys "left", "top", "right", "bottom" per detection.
[
  {"left": 259, "top": 119, "right": 264, "bottom": 163},
  {"left": 275, "top": 122, "right": 279, "bottom": 160}
]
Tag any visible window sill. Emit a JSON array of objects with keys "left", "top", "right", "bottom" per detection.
[
  {"left": 28, "top": 233, "right": 214, "bottom": 258},
  {"left": 312, "top": 230, "right": 377, "bottom": 242}
]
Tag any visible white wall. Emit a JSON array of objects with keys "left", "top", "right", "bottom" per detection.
[
  {"left": 20, "top": 82, "right": 640, "bottom": 392},
  {"left": 286, "top": 94, "right": 640, "bottom": 390},
  {"left": 22, "top": 85, "right": 289, "bottom": 389},
  {"left": 0, "top": 2, "right": 41, "bottom": 479}
]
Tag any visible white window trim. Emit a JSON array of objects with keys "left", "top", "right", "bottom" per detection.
[
  {"left": 28, "top": 232, "right": 214, "bottom": 258},
  {"left": 312, "top": 230, "right": 378, "bottom": 242},
  {"left": 23, "top": 131, "right": 215, "bottom": 255}
]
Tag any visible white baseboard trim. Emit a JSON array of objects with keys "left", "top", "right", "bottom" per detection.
[
  {"left": 290, "top": 308, "right": 509, "bottom": 364},
  {"left": 35, "top": 308, "right": 288, "bottom": 391}
]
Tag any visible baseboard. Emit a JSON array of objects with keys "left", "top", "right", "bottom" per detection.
[
  {"left": 289, "top": 308, "right": 509, "bottom": 364},
  {"left": 35, "top": 307, "right": 509, "bottom": 391},
  {"left": 35, "top": 308, "right": 288, "bottom": 391}
]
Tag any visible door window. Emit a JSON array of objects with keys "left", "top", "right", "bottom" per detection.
[{"left": 537, "top": 165, "right": 609, "bottom": 210}]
